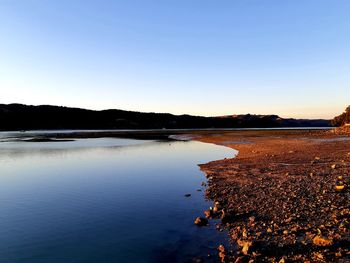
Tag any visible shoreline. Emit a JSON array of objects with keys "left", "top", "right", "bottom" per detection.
[
  {"left": 2, "top": 128, "right": 349, "bottom": 261},
  {"left": 191, "top": 129, "right": 350, "bottom": 262}
]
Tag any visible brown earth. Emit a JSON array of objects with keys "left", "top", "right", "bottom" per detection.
[{"left": 191, "top": 129, "right": 350, "bottom": 262}]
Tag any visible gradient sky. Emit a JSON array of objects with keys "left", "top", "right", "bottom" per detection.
[{"left": 1, "top": 0, "right": 349, "bottom": 118}]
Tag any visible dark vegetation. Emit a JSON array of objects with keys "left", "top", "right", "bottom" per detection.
[
  {"left": 331, "top": 105, "right": 350, "bottom": 126},
  {"left": 0, "top": 103, "right": 330, "bottom": 131}
]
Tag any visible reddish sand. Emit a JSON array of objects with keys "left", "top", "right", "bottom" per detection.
[{"left": 192, "top": 130, "right": 350, "bottom": 262}]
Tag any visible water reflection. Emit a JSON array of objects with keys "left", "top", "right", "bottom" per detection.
[{"left": 0, "top": 137, "right": 236, "bottom": 263}]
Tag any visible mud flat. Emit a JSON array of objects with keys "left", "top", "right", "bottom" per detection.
[{"left": 192, "top": 130, "right": 350, "bottom": 262}]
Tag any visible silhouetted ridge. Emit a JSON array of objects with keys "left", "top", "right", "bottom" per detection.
[{"left": 0, "top": 103, "right": 330, "bottom": 131}]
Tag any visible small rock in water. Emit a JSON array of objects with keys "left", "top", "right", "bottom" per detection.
[
  {"left": 217, "top": 244, "right": 225, "bottom": 253},
  {"left": 194, "top": 217, "right": 208, "bottom": 226},
  {"left": 184, "top": 194, "right": 191, "bottom": 197},
  {"left": 213, "top": 206, "right": 220, "bottom": 213},
  {"left": 204, "top": 209, "right": 212, "bottom": 218},
  {"left": 217, "top": 245, "right": 226, "bottom": 263}
]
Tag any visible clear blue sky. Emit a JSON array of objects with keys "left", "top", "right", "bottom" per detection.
[{"left": 1, "top": 0, "right": 349, "bottom": 118}]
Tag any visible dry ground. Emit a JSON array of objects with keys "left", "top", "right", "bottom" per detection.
[{"left": 193, "top": 130, "right": 350, "bottom": 262}]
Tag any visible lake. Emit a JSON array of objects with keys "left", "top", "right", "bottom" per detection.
[{"left": 0, "top": 133, "right": 235, "bottom": 262}]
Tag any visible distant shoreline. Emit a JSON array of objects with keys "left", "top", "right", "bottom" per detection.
[
  {"left": 0, "top": 127, "right": 333, "bottom": 142},
  {"left": 0, "top": 103, "right": 331, "bottom": 131}
]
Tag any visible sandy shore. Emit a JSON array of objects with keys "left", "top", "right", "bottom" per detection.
[{"left": 191, "top": 130, "right": 350, "bottom": 262}]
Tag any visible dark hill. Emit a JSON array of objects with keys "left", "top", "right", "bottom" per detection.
[{"left": 0, "top": 103, "right": 330, "bottom": 131}]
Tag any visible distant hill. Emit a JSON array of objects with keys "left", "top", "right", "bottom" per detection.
[{"left": 0, "top": 103, "right": 331, "bottom": 131}]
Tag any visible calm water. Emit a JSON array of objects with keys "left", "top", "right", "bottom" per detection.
[{"left": 0, "top": 134, "right": 235, "bottom": 263}]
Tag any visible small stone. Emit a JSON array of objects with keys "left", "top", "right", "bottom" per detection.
[
  {"left": 204, "top": 209, "right": 212, "bottom": 218},
  {"left": 284, "top": 217, "right": 292, "bottom": 223},
  {"left": 335, "top": 185, "right": 345, "bottom": 191},
  {"left": 194, "top": 217, "right": 208, "bottom": 226},
  {"left": 249, "top": 216, "right": 255, "bottom": 223},
  {"left": 335, "top": 252, "right": 342, "bottom": 257},
  {"left": 213, "top": 206, "right": 220, "bottom": 213},
  {"left": 237, "top": 239, "right": 252, "bottom": 255},
  {"left": 313, "top": 236, "right": 333, "bottom": 246},
  {"left": 313, "top": 252, "right": 324, "bottom": 260},
  {"left": 331, "top": 164, "right": 337, "bottom": 169},
  {"left": 242, "top": 228, "right": 248, "bottom": 238},
  {"left": 217, "top": 244, "right": 225, "bottom": 253},
  {"left": 220, "top": 210, "right": 226, "bottom": 220},
  {"left": 214, "top": 201, "right": 221, "bottom": 209},
  {"left": 218, "top": 251, "right": 225, "bottom": 263}
]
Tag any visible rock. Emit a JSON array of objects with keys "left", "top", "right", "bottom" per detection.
[
  {"left": 194, "top": 217, "right": 208, "bottom": 226},
  {"left": 204, "top": 209, "right": 212, "bottom": 218},
  {"left": 218, "top": 251, "right": 225, "bottom": 263},
  {"left": 217, "top": 244, "right": 225, "bottom": 253},
  {"left": 312, "top": 236, "right": 333, "bottom": 246},
  {"left": 313, "top": 252, "right": 324, "bottom": 260},
  {"left": 213, "top": 206, "right": 220, "bottom": 213},
  {"left": 335, "top": 185, "right": 345, "bottom": 191},
  {"left": 220, "top": 209, "right": 226, "bottom": 220},
  {"left": 184, "top": 194, "right": 191, "bottom": 197},
  {"left": 284, "top": 217, "right": 292, "bottom": 223},
  {"left": 237, "top": 239, "right": 252, "bottom": 255},
  {"left": 331, "top": 164, "right": 337, "bottom": 169},
  {"left": 217, "top": 244, "right": 226, "bottom": 263},
  {"left": 242, "top": 228, "right": 248, "bottom": 238}
]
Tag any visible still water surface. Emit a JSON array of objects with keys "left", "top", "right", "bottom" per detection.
[{"left": 0, "top": 135, "right": 235, "bottom": 262}]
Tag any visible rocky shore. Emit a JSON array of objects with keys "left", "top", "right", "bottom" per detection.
[{"left": 193, "top": 130, "right": 350, "bottom": 262}]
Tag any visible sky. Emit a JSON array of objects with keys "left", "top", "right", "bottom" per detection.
[{"left": 1, "top": 0, "right": 349, "bottom": 119}]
